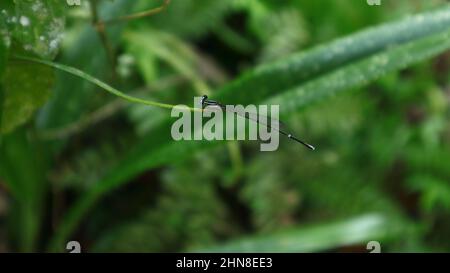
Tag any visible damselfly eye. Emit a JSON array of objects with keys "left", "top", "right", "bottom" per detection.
[{"left": 200, "top": 95, "right": 208, "bottom": 104}]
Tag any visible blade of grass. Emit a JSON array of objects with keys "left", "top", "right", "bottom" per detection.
[
  {"left": 266, "top": 30, "right": 450, "bottom": 115},
  {"left": 196, "top": 214, "right": 404, "bottom": 253},
  {"left": 216, "top": 5, "right": 450, "bottom": 105},
  {"left": 0, "top": 130, "right": 48, "bottom": 252}
]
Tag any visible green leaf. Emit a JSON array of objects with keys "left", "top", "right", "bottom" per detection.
[
  {"left": 124, "top": 29, "right": 209, "bottom": 92},
  {"left": 48, "top": 6, "right": 450, "bottom": 251},
  {"left": 1, "top": 57, "right": 54, "bottom": 134},
  {"left": 0, "top": 129, "right": 48, "bottom": 252},
  {"left": 0, "top": 0, "right": 66, "bottom": 133},
  {"left": 197, "top": 214, "right": 402, "bottom": 253},
  {"left": 0, "top": 0, "right": 65, "bottom": 59},
  {"left": 265, "top": 29, "right": 450, "bottom": 115},
  {"left": 215, "top": 5, "right": 450, "bottom": 106}
]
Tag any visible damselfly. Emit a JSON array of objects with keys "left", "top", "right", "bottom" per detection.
[{"left": 200, "top": 95, "right": 315, "bottom": 150}]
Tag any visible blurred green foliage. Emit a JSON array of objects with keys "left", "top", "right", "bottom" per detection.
[{"left": 0, "top": 0, "right": 450, "bottom": 253}]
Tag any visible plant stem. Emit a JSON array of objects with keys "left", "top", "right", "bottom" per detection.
[
  {"left": 97, "top": 0, "right": 171, "bottom": 26},
  {"left": 12, "top": 55, "right": 200, "bottom": 112},
  {"left": 89, "top": 0, "right": 117, "bottom": 79},
  {"left": 227, "top": 141, "right": 244, "bottom": 181},
  {"left": 39, "top": 76, "right": 186, "bottom": 140}
]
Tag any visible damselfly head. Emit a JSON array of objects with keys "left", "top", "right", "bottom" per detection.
[{"left": 200, "top": 95, "right": 208, "bottom": 105}]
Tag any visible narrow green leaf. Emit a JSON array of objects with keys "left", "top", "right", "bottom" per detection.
[
  {"left": 266, "top": 29, "right": 450, "bottom": 115},
  {"left": 124, "top": 29, "right": 206, "bottom": 90},
  {"left": 197, "top": 214, "right": 402, "bottom": 253},
  {"left": 216, "top": 5, "right": 450, "bottom": 105},
  {"left": 0, "top": 130, "right": 47, "bottom": 252}
]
